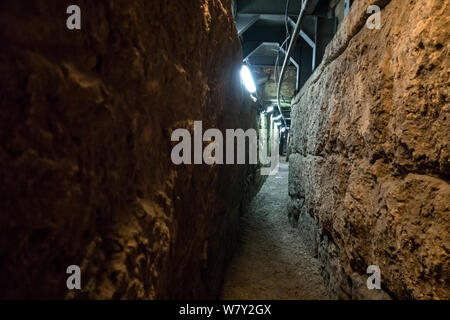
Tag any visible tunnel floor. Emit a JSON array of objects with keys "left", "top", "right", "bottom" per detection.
[{"left": 220, "top": 159, "right": 329, "bottom": 299}]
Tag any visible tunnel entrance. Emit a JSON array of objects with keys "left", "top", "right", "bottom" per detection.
[{"left": 220, "top": 158, "right": 328, "bottom": 299}]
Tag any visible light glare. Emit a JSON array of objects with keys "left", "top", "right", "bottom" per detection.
[{"left": 240, "top": 65, "right": 257, "bottom": 93}]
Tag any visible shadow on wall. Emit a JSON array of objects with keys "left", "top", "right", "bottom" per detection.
[{"left": 0, "top": 0, "right": 265, "bottom": 299}]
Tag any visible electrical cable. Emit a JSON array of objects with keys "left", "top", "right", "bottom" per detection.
[
  {"left": 284, "top": 0, "right": 290, "bottom": 50},
  {"left": 277, "top": 0, "right": 309, "bottom": 127},
  {"left": 273, "top": 0, "right": 293, "bottom": 122}
]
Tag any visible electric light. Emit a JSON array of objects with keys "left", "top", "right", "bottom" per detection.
[{"left": 240, "top": 65, "right": 257, "bottom": 93}]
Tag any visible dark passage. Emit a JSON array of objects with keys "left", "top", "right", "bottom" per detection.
[
  {"left": 221, "top": 160, "right": 328, "bottom": 299},
  {"left": 0, "top": 0, "right": 448, "bottom": 301}
]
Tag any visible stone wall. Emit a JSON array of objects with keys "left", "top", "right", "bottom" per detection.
[
  {"left": 289, "top": 0, "right": 449, "bottom": 299},
  {"left": 0, "top": 0, "right": 263, "bottom": 299}
]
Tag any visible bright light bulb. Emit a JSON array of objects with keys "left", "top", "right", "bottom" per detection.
[{"left": 240, "top": 65, "right": 256, "bottom": 93}]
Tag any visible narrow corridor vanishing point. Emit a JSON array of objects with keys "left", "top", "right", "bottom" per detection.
[{"left": 221, "top": 160, "right": 328, "bottom": 300}]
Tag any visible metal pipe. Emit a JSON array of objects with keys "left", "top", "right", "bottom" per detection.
[{"left": 276, "top": 0, "right": 309, "bottom": 127}]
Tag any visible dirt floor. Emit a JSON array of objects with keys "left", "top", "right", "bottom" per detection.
[{"left": 220, "top": 160, "right": 329, "bottom": 300}]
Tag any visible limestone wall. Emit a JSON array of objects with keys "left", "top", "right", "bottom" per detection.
[
  {"left": 289, "top": 0, "right": 449, "bottom": 299},
  {"left": 0, "top": 0, "right": 262, "bottom": 299}
]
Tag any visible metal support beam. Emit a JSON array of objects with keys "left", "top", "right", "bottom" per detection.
[
  {"left": 344, "top": 0, "right": 351, "bottom": 16},
  {"left": 243, "top": 42, "right": 265, "bottom": 61},
  {"left": 238, "top": 13, "right": 316, "bottom": 52},
  {"left": 278, "top": 47, "right": 300, "bottom": 68},
  {"left": 239, "top": 13, "right": 298, "bottom": 24},
  {"left": 288, "top": 17, "right": 315, "bottom": 49},
  {"left": 237, "top": 13, "right": 297, "bottom": 36},
  {"left": 288, "top": 17, "right": 316, "bottom": 71},
  {"left": 299, "top": 30, "right": 315, "bottom": 49},
  {"left": 312, "top": 16, "right": 317, "bottom": 70},
  {"left": 315, "top": 15, "right": 337, "bottom": 69},
  {"left": 277, "top": 0, "right": 311, "bottom": 127},
  {"left": 236, "top": 14, "right": 260, "bottom": 36}
]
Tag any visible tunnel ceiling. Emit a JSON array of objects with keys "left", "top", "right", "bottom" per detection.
[
  {"left": 233, "top": 0, "right": 338, "bottom": 127},
  {"left": 236, "top": 0, "right": 320, "bottom": 15}
]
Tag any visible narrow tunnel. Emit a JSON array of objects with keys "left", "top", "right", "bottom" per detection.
[
  {"left": 0, "top": 0, "right": 448, "bottom": 303},
  {"left": 221, "top": 159, "right": 329, "bottom": 299}
]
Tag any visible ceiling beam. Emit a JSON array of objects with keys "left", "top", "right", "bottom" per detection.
[
  {"left": 236, "top": 14, "right": 260, "bottom": 36},
  {"left": 236, "top": 14, "right": 316, "bottom": 50}
]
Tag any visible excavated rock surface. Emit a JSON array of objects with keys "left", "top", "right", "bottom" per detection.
[
  {"left": 221, "top": 161, "right": 328, "bottom": 300},
  {"left": 289, "top": 0, "right": 449, "bottom": 299},
  {"left": 252, "top": 66, "right": 297, "bottom": 102},
  {"left": 0, "top": 0, "right": 263, "bottom": 299}
]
